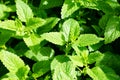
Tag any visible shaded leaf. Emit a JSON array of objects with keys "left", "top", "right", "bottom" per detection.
[
  {"left": 0, "top": 33, "right": 11, "bottom": 47},
  {"left": 79, "top": 0, "right": 98, "bottom": 9},
  {"left": 32, "top": 60, "right": 51, "bottom": 78},
  {"left": 88, "top": 41, "right": 104, "bottom": 52},
  {"left": 37, "top": 17, "right": 60, "bottom": 34},
  {"left": 88, "top": 51, "right": 103, "bottom": 64},
  {"left": 97, "top": 1, "right": 113, "bottom": 14},
  {"left": 14, "top": 42, "right": 28, "bottom": 56},
  {"left": 96, "top": 52, "right": 120, "bottom": 75},
  {"left": 105, "top": 16, "right": 120, "bottom": 44},
  {"left": 16, "top": 65, "right": 30, "bottom": 80},
  {"left": 39, "top": 0, "right": 63, "bottom": 9},
  {"left": 99, "top": 14, "right": 111, "bottom": 30}
]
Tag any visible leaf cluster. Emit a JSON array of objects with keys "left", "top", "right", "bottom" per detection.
[{"left": 0, "top": 0, "right": 120, "bottom": 80}]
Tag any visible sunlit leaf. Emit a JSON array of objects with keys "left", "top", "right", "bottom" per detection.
[
  {"left": 62, "top": 19, "right": 80, "bottom": 42},
  {"left": 25, "top": 47, "right": 54, "bottom": 61},
  {"left": 76, "top": 34, "right": 103, "bottom": 47},
  {"left": 41, "top": 32, "right": 65, "bottom": 45},
  {"left": 16, "top": 0, "right": 33, "bottom": 22},
  {"left": 0, "top": 50, "right": 25, "bottom": 73},
  {"left": 61, "top": 0, "right": 80, "bottom": 19},
  {"left": 52, "top": 61, "right": 77, "bottom": 80}
]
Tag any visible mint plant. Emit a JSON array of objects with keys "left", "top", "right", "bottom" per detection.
[{"left": 0, "top": 0, "right": 120, "bottom": 80}]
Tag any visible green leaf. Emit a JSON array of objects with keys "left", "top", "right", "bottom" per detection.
[
  {"left": 0, "top": 4, "right": 16, "bottom": 19},
  {"left": 14, "top": 19, "right": 25, "bottom": 38},
  {"left": 100, "top": 65, "right": 120, "bottom": 80},
  {"left": 1, "top": 65, "right": 30, "bottom": 80},
  {"left": 72, "top": 44, "right": 88, "bottom": 57},
  {"left": 88, "top": 51, "right": 103, "bottom": 64},
  {"left": 37, "top": 17, "right": 60, "bottom": 34},
  {"left": 0, "top": 4, "right": 9, "bottom": 19},
  {"left": 0, "top": 20, "right": 16, "bottom": 32},
  {"left": 31, "top": 5, "right": 47, "bottom": 18},
  {"left": 62, "top": 18, "right": 80, "bottom": 42},
  {"left": 105, "top": 16, "right": 120, "bottom": 44},
  {"left": 76, "top": 34, "right": 103, "bottom": 47},
  {"left": 0, "top": 73, "right": 18, "bottom": 80},
  {"left": 78, "top": 47, "right": 89, "bottom": 59},
  {"left": 16, "top": 0, "right": 33, "bottom": 22},
  {"left": 0, "top": 33, "right": 11, "bottom": 47},
  {"left": 52, "top": 61, "right": 77, "bottom": 80},
  {"left": 77, "top": 0, "right": 98, "bottom": 9},
  {"left": 51, "top": 55, "right": 70, "bottom": 70},
  {"left": 69, "top": 55, "right": 84, "bottom": 67},
  {"left": 23, "top": 34, "right": 43, "bottom": 52},
  {"left": 91, "top": 25, "right": 102, "bottom": 36},
  {"left": 87, "top": 66, "right": 120, "bottom": 80},
  {"left": 96, "top": 52, "right": 120, "bottom": 75},
  {"left": 0, "top": 50, "right": 25, "bottom": 73},
  {"left": 16, "top": 65, "right": 30, "bottom": 80},
  {"left": 86, "top": 67, "right": 108, "bottom": 80},
  {"left": 88, "top": 41, "right": 104, "bottom": 52},
  {"left": 61, "top": 0, "right": 80, "bottom": 19},
  {"left": 105, "top": 0, "right": 119, "bottom": 9},
  {"left": 25, "top": 47, "right": 54, "bottom": 61},
  {"left": 32, "top": 60, "right": 51, "bottom": 78},
  {"left": 39, "top": 0, "right": 63, "bottom": 9},
  {"left": 14, "top": 42, "right": 28, "bottom": 56},
  {"left": 99, "top": 14, "right": 111, "bottom": 30},
  {"left": 97, "top": 1, "right": 113, "bottom": 14},
  {"left": 26, "top": 17, "right": 46, "bottom": 31},
  {"left": 41, "top": 32, "right": 65, "bottom": 45}
]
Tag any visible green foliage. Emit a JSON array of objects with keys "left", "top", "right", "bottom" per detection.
[
  {"left": 0, "top": 20, "right": 16, "bottom": 32},
  {"left": 0, "top": 50, "right": 29, "bottom": 80},
  {"left": 32, "top": 60, "right": 51, "bottom": 78},
  {"left": 0, "top": 0, "right": 120, "bottom": 80},
  {"left": 61, "top": 0, "right": 80, "bottom": 19},
  {"left": 37, "top": 17, "right": 60, "bottom": 34},
  {"left": 87, "top": 66, "right": 120, "bottom": 80},
  {"left": 41, "top": 32, "right": 66, "bottom": 45},
  {"left": 39, "top": 0, "right": 63, "bottom": 9},
  {"left": 62, "top": 18, "right": 80, "bottom": 42},
  {"left": 25, "top": 47, "right": 54, "bottom": 61},
  {"left": 16, "top": 0, "right": 33, "bottom": 22},
  {"left": 104, "top": 16, "right": 120, "bottom": 44},
  {"left": 52, "top": 61, "right": 77, "bottom": 80},
  {"left": 76, "top": 34, "right": 103, "bottom": 47}
]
